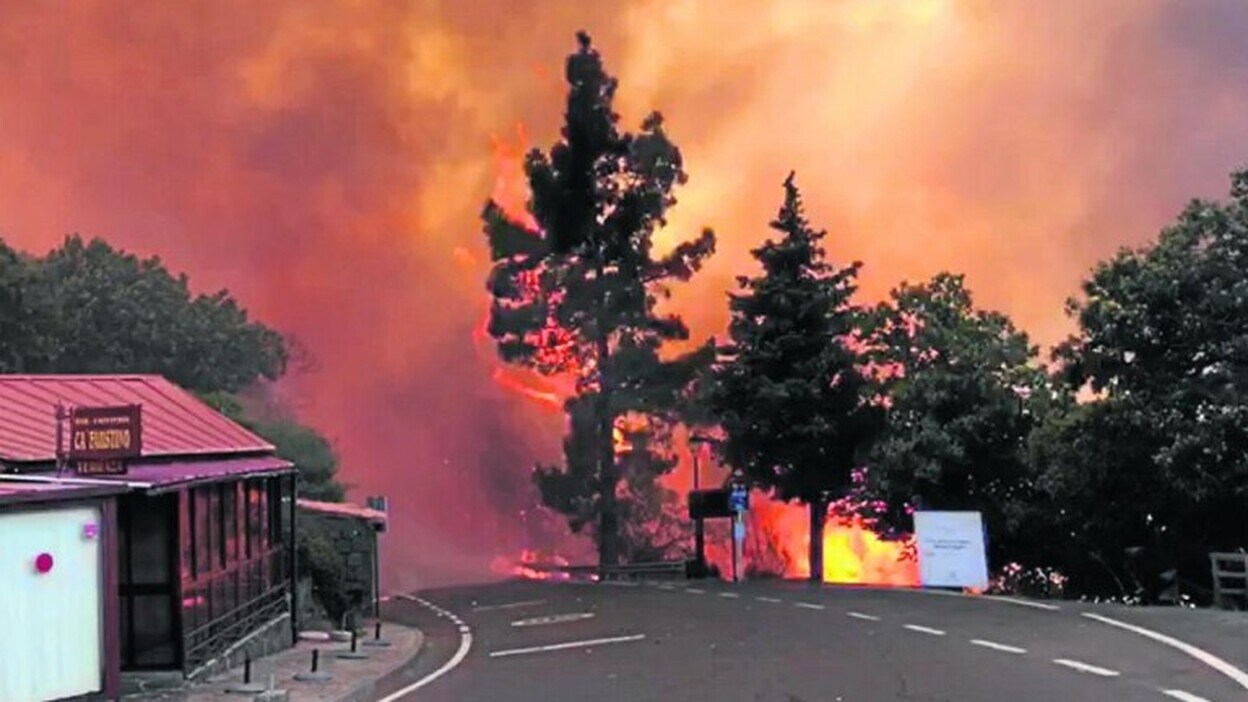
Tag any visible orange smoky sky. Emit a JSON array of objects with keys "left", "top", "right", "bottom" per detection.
[{"left": 1, "top": 1, "right": 1246, "bottom": 588}]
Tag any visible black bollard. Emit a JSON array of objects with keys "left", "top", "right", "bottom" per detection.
[
  {"left": 225, "top": 652, "right": 264, "bottom": 694},
  {"left": 337, "top": 629, "right": 370, "bottom": 660},
  {"left": 363, "top": 619, "right": 392, "bottom": 648},
  {"left": 351, "top": 631, "right": 358, "bottom": 653},
  {"left": 293, "top": 646, "right": 332, "bottom": 682}
]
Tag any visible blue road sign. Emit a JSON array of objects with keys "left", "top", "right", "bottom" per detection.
[{"left": 729, "top": 486, "right": 748, "bottom": 512}]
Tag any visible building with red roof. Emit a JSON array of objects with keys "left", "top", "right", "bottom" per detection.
[{"left": 0, "top": 375, "right": 298, "bottom": 700}]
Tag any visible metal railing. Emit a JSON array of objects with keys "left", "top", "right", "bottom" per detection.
[{"left": 1210, "top": 552, "right": 1247, "bottom": 610}]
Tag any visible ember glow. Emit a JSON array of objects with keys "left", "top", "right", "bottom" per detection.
[{"left": 2, "top": 1, "right": 1246, "bottom": 589}]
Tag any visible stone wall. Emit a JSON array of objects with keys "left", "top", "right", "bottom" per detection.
[{"left": 297, "top": 507, "right": 379, "bottom": 628}]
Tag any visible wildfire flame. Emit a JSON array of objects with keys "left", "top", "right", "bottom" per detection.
[{"left": 487, "top": 123, "right": 919, "bottom": 588}]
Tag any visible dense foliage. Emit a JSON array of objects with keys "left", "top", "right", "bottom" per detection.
[
  {"left": 710, "top": 174, "right": 882, "bottom": 581},
  {"left": 483, "top": 33, "right": 715, "bottom": 565}
]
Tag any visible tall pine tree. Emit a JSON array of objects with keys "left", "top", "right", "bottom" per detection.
[
  {"left": 483, "top": 32, "right": 715, "bottom": 566},
  {"left": 711, "top": 173, "right": 880, "bottom": 581}
]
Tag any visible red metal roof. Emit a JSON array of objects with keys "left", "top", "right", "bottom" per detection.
[
  {"left": 297, "top": 498, "right": 387, "bottom": 525},
  {"left": 0, "top": 375, "right": 274, "bottom": 463}
]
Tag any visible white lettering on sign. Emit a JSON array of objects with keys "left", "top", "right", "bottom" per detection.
[{"left": 913, "top": 511, "right": 989, "bottom": 589}]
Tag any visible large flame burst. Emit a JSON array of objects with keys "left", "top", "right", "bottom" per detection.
[{"left": 484, "top": 124, "right": 918, "bottom": 587}]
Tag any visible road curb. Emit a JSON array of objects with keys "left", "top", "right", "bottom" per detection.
[{"left": 331, "top": 627, "right": 426, "bottom": 702}]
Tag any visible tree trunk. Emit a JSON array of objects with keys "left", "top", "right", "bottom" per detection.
[
  {"left": 808, "top": 494, "right": 826, "bottom": 583},
  {"left": 595, "top": 328, "right": 619, "bottom": 569}
]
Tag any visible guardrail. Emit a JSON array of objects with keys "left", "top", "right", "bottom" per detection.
[
  {"left": 524, "top": 560, "right": 688, "bottom": 581},
  {"left": 1210, "top": 552, "right": 1247, "bottom": 610}
]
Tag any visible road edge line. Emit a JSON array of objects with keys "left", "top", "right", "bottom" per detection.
[
  {"left": 377, "top": 596, "right": 473, "bottom": 701},
  {"left": 1080, "top": 612, "right": 1248, "bottom": 691}
]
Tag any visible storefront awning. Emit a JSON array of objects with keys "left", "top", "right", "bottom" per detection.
[{"left": 1, "top": 455, "right": 295, "bottom": 496}]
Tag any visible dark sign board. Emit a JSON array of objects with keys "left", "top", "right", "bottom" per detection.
[
  {"left": 69, "top": 405, "right": 141, "bottom": 475},
  {"left": 689, "top": 488, "right": 733, "bottom": 520}
]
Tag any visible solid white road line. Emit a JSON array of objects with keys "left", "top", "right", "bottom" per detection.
[
  {"left": 970, "top": 639, "right": 1026, "bottom": 654},
  {"left": 685, "top": 588, "right": 705, "bottom": 594},
  {"left": 756, "top": 596, "right": 783, "bottom": 604},
  {"left": 718, "top": 592, "right": 740, "bottom": 599},
  {"left": 988, "top": 596, "right": 1061, "bottom": 611},
  {"left": 1081, "top": 612, "right": 1248, "bottom": 692},
  {"left": 1160, "top": 689, "right": 1211, "bottom": 702},
  {"left": 377, "top": 597, "right": 473, "bottom": 702},
  {"left": 1052, "top": 658, "right": 1120, "bottom": 677},
  {"left": 471, "top": 599, "right": 548, "bottom": 612},
  {"left": 795, "top": 602, "right": 826, "bottom": 610},
  {"left": 489, "top": 634, "right": 647, "bottom": 658},
  {"left": 846, "top": 612, "right": 881, "bottom": 621},
  {"left": 903, "top": 624, "right": 946, "bottom": 636}
]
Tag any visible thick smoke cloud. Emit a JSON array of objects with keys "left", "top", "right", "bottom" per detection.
[{"left": 1, "top": 1, "right": 1246, "bottom": 588}]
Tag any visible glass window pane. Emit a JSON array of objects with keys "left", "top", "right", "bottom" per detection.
[
  {"left": 220, "top": 483, "right": 237, "bottom": 567},
  {"left": 195, "top": 488, "right": 213, "bottom": 577},
  {"left": 179, "top": 490, "right": 192, "bottom": 584},
  {"left": 132, "top": 594, "right": 176, "bottom": 667},
  {"left": 131, "top": 497, "right": 171, "bottom": 585}
]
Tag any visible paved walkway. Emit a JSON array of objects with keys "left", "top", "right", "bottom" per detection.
[{"left": 125, "top": 624, "right": 423, "bottom": 702}]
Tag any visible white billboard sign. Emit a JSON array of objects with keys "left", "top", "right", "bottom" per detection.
[{"left": 913, "top": 510, "right": 989, "bottom": 589}]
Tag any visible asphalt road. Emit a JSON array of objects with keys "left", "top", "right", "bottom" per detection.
[{"left": 375, "top": 579, "right": 1246, "bottom": 702}]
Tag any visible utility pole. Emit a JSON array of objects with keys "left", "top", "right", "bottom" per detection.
[{"left": 689, "top": 434, "right": 713, "bottom": 577}]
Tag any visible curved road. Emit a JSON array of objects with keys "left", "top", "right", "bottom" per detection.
[{"left": 375, "top": 579, "right": 1245, "bottom": 701}]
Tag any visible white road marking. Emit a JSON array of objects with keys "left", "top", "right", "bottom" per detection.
[
  {"left": 903, "top": 624, "right": 946, "bottom": 636},
  {"left": 971, "top": 639, "right": 1026, "bottom": 654},
  {"left": 1053, "top": 658, "right": 1120, "bottom": 677},
  {"left": 718, "top": 592, "right": 740, "bottom": 599},
  {"left": 989, "top": 596, "right": 1061, "bottom": 611},
  {"left": 489, "top": 634, "right": 647, "bottom": 658},
  {"left": 600, "top": 580, "right": 639, "bottom": 587},
  {"left": 471, "top": 599, "right": 548, "bottom": 612},
  {"left": 685, "top": 588, "right": 705, "bottom": 594},
  {"left": 1081, "top": 612, "right": 1248, "bottom": 692},
  {"left": 378, "top": 597, "right": 473, "bottom": 701},
  {"left": 846, "top": 611, "right": 881, "bottom": 621},
  {"left": 511, "top": 612, "right": 595, "bottom": 627},
  {"left": 756, "top": 596, "right": 783, "bottom": 604},
  {"left": 657, "top": 584, "right": 675, "bottom": 591},
  {"left": 795, "top": 602, "right": 826, "bottom": 610},
  {"left": 1160, "top": 690, "right": 1211, "bottom": 702}
]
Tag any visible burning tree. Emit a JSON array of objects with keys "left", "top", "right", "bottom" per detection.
[
  {"left": 710, "top": 173, "right": 883, "bottom": 582},
  {"left": 482, "top": 32, "right": 715, "bottom": 567}
]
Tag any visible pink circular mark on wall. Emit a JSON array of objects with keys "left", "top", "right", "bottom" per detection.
[{"left": 34, "top": 552, "right": 54, "bottom": 574}]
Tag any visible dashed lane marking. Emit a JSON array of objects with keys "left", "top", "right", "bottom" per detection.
[
  {"left": 756, "top": 596, "right": 783, "bottom": 604},
  {"left": 378, "top": 596, "right": 473, "bottom": 701},
  {"left": 1160, "top": 690, "right": 1211, "bottom": 702},
  {"left": 685, "top": 588, "right": 705, "bottom": 594},
  {"left": 795, "top": 602, "right": 825, "bottom": 610},
  {"left": 903, "top": 624, "right": 946, "bottom": 636},
  {"left": 846, "top": 612, "right": 881, "bottom": 621},
  {"left": 970, "top": 639, "right": 1026, "bottom": 654},
  {"left": 658, "top": 585, "right": 675, "bottom": 591},
  {"left": 988, "top": 596, "right": 1061, "bottom": 611},
  {"left": 1052, "top": 658, "right": 1120, "bottom": 678},
  {"left": 1081, "top": 612, "right": 1248, "bottom": 692},
  {"left": 511, "top": 612, "right": 596, "bottom": 627},
  {"left": 471, "top": 599, "right": 548, "bottom": 612},
  {"left": 489, "top": 634, "right": 647, "bottom": 658},
  {"left": 718, "top": 592, "right": 740, "bottom": 599}
]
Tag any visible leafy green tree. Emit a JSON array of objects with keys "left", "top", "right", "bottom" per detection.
[
  {"left": 1043, "top": 168, "right": 1248, "bottom": 599},
  {"left": 483, "top": 32, "right": 715, "bottom": 566},
  {"left": 0, "top": 240, "right": 46, "bottom": 372},
  {"left": 200, "top": 391, "right": 347, "bottom": 502},
  {"left": 710, "top": 173, "right": 882, "bottom": 582},
  {"left": 28, "top": 235, "right": 286, "bottom": 392},
  {"left": 862, "top": 273, "right": 1052, "bottom": 567}
]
